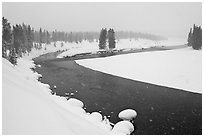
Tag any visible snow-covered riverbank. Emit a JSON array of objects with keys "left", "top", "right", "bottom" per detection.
[
  {"left": 2, "top": 58, "right": 112, "bottom": 134},
  {"left": 77, "top": 47, "right": 202, "bottom": 93},
  {"left": 57, "top": 38, "right": 187, "bottom": 58},
  {"left": 2, "top": 42, "right": 135, "bottom": 135}
]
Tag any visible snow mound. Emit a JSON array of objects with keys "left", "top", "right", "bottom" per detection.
[
  {"left": 88, "top": 112, "right": 103, "bottom": 122},
  {"left": 112, "top": 121, "right": 134, "bottom": 135},
  {"left": 119, "top": 109, "right": 137, "bottom": 120},
  {"left": 67, "top": 98, "right": 84, "bottom": 108},
  {"left": 76, "top": 47, "right": 201, "bottom": 93}
]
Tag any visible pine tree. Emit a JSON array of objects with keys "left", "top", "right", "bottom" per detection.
[
  {"left": 42, "top": 30, "right": 46, "bottom": 43},
  {"left": 188, "top": 24, "right": 202, "bottom": 50},
  {"left": 19, "top": 24, "right": 25, "bottom": 56},
  {"left": 13, "top": 24, "right": 21, "bottom": 55},
  {"left": 187, "top": 28, "right": 192, "bottom": 46},
  {"left": 46, "top": 31, "right": 50, "bottom": 44},
  {"left": 196, "top": 26, "right": 202, "bottom": 49},
  {"left": 27, "top": 25, "right": 33, "bottom": 53},
  {"left": 39, "top": 28, "right": 42, "bottom": 47},
  {"left": 99, "top": 28, "right": 107, "bottom": 49},
  {"left": 22, "top": 23, "right": 29, "bottom": 54},
  {"left": 9, "top": 48, "right": 17, "bottom": 65},
  {"left": 108, "top": 28, "right": 116, "bottom": 50},
  {"left": 2, "top": 17, "right": 12, "bottom": 58}
]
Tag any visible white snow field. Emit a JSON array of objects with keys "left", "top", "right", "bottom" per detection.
[
  {"left": 57, "top": 38, "right": 187, "bottom": 58},
  {"left": 76, "top": 47, "right": 202, "bottom": 94},
  {"left": 24, "top": 41, "right": 83, "bottom": 59},
  {"left": 2, "top": 42, "right": 135, "bottom": 135}
]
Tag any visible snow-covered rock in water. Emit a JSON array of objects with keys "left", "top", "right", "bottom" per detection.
[
  {"left": 33, "top": 72, "right": 42, "bottom": 79},
  {"left": 112, "top": 121, "right": 134, "bottom": 135},
  {"left": 88, "top": 112, "right": 103, "bottom": 122},
  {"left": 67, "top": 98, "right": 84, "bottom": 108},
  {"left": 70, "top": 93, "right": 74, "bottom": 96},
  {"left": 119, "top": 109, "right": 137, "bottom": 121},
  {"left": 36, "top": 64, "right": 41, "bottom": 67}
]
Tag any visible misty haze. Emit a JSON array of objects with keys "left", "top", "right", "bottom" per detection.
[{"left": 2, "top": 2, "right": 202, "bottom": 135}]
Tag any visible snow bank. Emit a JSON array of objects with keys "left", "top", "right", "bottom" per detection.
[
  {"left": 57, "top": 38, "right": 187, "bottom": 58},
  {"left": 57, "top": 40, "right": 99, "bottom": 58},
  {"left": 116, "top": 38, "right": 186, "bottom": 49},
  {"left": 3, "top": 53, "right": 136, "bottom": 134},
  {"left": 119, "top": 109, "right": 137, "bottom": 121},
  {"left": 76, "top": 47, "right": 201, "bottom": 93},
  {"left": 158, "top": 38, "right": 187, "bottom": 46},
  {"left": 67, "top": 98, "right": 84, "bottom": 108},
  {"left": 23, "top": 41, "right": 95, "bottom": 60},
  {"left": 2, "top": 58, "right": 115, "bottom": 134}
]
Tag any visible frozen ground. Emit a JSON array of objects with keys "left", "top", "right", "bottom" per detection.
[
  {"left": 76, "top": 47, "right": 202, "bottom": 93},
  {"left": 57, "top": 38, "right": 187, "bottom": 58},
  {"left": 2, "top": 42, "right": 135, "bottom": 135}
]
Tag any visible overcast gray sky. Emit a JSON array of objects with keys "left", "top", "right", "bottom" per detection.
[{"left": 2, "top": 2, "right": 202, "bottom": 38}]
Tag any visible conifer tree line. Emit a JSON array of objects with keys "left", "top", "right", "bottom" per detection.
[
  {"left": 187, "top": 24, "right": 202, "bottom": 50},
  {"left": 2, "top": 17, "right": 99, "bottom": 64},
  {"left": 2, "top": 17, "right": 167, "bottom": 65},
  {"left": 99, "top": 28, "right": 116, "bottom": 50}
]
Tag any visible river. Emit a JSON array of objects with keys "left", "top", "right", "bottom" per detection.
[{"left": 33, "top": 46, "right": 202, "bottom": 135}]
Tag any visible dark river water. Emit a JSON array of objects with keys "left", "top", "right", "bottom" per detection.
[{"left": 33, "top": 48, "right": 202, "bottom": 135}]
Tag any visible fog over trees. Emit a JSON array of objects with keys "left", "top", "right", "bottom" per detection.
[{"left": 2, "top": 17, "right": 167, "bottom": 64}]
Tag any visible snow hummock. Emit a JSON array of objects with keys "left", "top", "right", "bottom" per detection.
[
  {"left": 112, "top": 121, "right": 134, "bottom": 135},
  {"left": 119, "top": 109, "right": 137, "bottom": 121},
  {"left": 76, "top": 47, "right": 202, "bottom": 93},
  {"left": 88, "top": 112, "right": 103, "bottom": 122}
]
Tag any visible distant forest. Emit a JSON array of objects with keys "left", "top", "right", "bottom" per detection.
[{"left": 32, "top": 30, "right": 167, "bottom": 44}]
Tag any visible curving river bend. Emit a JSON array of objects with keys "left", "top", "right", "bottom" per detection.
[{"left": 33, "top": 46, "right": 202, "bottom": 135}]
